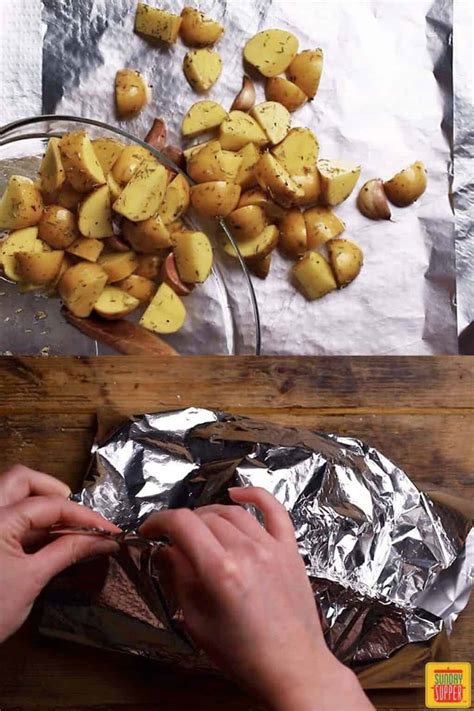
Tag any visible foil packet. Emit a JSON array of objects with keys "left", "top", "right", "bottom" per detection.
[{"left": 41, "top": 408, "right": 473, "bottom": 673}]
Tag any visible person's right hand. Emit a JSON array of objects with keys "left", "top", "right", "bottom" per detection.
[{"left": 141, "top": 487, "right": 373, "bottom": 711}]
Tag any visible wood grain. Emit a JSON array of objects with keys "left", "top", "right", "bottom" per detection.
[{"left": 0, "top": 355, "right": 472, "bottom": 711}]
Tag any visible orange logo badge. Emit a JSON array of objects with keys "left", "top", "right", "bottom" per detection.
[{"left": 425, "top": 662, "right": 471, "bottom": 708}]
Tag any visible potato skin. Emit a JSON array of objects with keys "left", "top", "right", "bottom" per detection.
[
  {"left": 183, "top": 49, "right": 222, "bottom": 93},
  {"left": 92, "top": 138, "right": 125, "bottom": 174},
  {"left": 135, "top": 254, "right": 163, "bottom": 279},
  {"left": 159, "top": 174, "right": 190, "bottom": 224},
  {"left": 326, "top": 238, "right": 363, "bottom": 287},
  {"left": 246, "top": 253, "right": 271, "bottom": 279},
  {"left": 265, "top": 77, "right": 307, "bottom": 112},
  {"left": 180, "top": 7, "right": 224, "bottom": 46},
  {"left": 117, "top": 274, "right": 156, "bottom": 303},
  {"left": 38, "top": 205, "right": 79, "bottom": 248},
  {"left": 222, "top": 224, "right": 279, "bottom": 259},
  {"left": 58, "top": 131, "right": 106, "bottom": 193},
  {"left": 111, "top": 145, "right": 152, "bottom": 185},
  {"left": 0, "top": 176, "right": 43, "bottom": 230},
  {"left": 235, "top": 143, "right": 261, "bottom": 190},
  {"left": 98, "top": 251, "right": 139, "bottom": 283},
  {"left": 190, "top": 181, "right": 241, "bottom": 218},
  {"left": 66, "top": 237, "right": 104, "bottom": 262},
  {"left": 227, "top": 205, "right": 268, "bottom": 241},
  {"left": 244, "top": 29, "right": 298, "bottom": 78},
  {"left": 39, "top": 138, "right": 66, "bottom": 195},
  {"left": 255, "top": 153, "right": 304, "bottom": 208},
  {"left": 15, "top": 250, "right": 64, "bottom": 285},
  {"left": 304, "top": 207, "right": 345, "bottom": 249},
  {"left": 59, "top": 262, "right": 108, "bottom": 318},
  {"left": 279, "top": 209, "right": 307, "bottom": 257},
  {"left": 384, "top": 162, "right": 427, "bottom": 207},
  {"left": 292, "top": 251, "right": 337, "bottom": 300},
  {"left": 115, "top": 69, "right": 149, "bottom": 118},
  {"left": 122, "top": 215, "right": 172, "bottom": 252},
  {"left": 287, "top": 49, "right": 324, "bottom": 99}
]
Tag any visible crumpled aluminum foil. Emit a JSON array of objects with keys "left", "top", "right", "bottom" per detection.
[{"left": 42, "top": 408, "right": 473, "bottom": 669}]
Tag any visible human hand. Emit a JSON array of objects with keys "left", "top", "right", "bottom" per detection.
[
  {"left": 0, "top": 464, "right": 119, "bottom": 643},
  {"left": 141, "top": 487, "right": 373, "bottom": 711}
]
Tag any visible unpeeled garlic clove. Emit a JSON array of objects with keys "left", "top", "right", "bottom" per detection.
[
  {"left": 357, "top": 179, "right": 391, "bottom": 220},
  {"left": 162, "top": 144, "right": 186, "bottom": 170},
  {"left": 230, "top": 75, "right": 256, "bottom": 112},
  {"left": 145, "top": 118, "right": 167, "bottom": 151}
]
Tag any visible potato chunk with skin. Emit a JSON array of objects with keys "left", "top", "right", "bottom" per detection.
[
  {"left": 113, "top": 161, "right": 168, "bottom": 221},
  {"left": 39, "top": 138, "right": 66, "bottom": 195},
  {"left": 158, "top": 174, "right": 191, "bottom": 224},
  {"left": 190, "top": 181, "right": 241, "bottom": 218},
  {"left": 115, "top": 69, "right": 149, "bottom": 118},
  {"left": 287, "top": 49, "right": 324, "bottom": 99},
  {"left": 111, "top": 145, "right": 153, "bottom": 185},
  {"left": 227, "top": 205, "right": 267, "bottom": 241},
  {"left": 117, "top": 274, "right": 156, "bottom": 303},
  {"left": 56, "top": 183, "right": 82, "bottom": 211},
  {"left": 67, "top": 237, "right": 104, "bottom": 262},
  {"left": 92, "top": 138, "right": 125, "bottom": 174},
  {"left": 327, "top": 238, "right": 363, "bottom": 287},
  {"left": 15, "top": 250, "right": 64, "bottom": 285},
  {"left": 94, "top": 286, "right": 140, "bottom": 320},
  {"left": 384, "top": 161, "right": 427, "bottom": 207},
  {"left": 58, "top": 131, "right": 106, "bottom": 193},
  {"left": 238, "top": 187, "right": 286, "bottom": 220},
  {"left": 292, "top": 169, "right": 321, "bottom": 207},
  {"left": 222, "top": 224, "right": 278, "bottom": 259},
  {"left": 244, "top": 29, "right": 298, "bottom": 78},
  {"left": 134, "top": 3, "right": 181, "bottom": 43},
  {"left": 135, "top": 254, "right": 162, "bottom": 279},
  {"left": 317, "top": 159, "right": 361, "bottom": 207},
  {"left": 98, "top": 251, "right": 139, "bottom": 283},
  {"left": 182, "top": 101, "right": 228, "bottom": 138},
  {"left": 180, "top": 7, "right": 224, "bottom": 47},
  {"left": 38, "top": 205, "right": 79, "bottom": 249},
  {"left": 272, "top": 128, "right": 319, "bottom": 176},
  {"left": 0, "top": 176, "right": 43, "bottom": 230},
  {"left": 250, "top": 102, "right": 291, "bottom": 146},
  {"left": 304, "top": 207, "right": 345, "bottom": 249},
  {"left": 78, "top": 185, "right": 113, "bottom": 239},
  {"left": 173, "top": 230, "right": 213, "bottom": 284},
  {"left": 292, "top": 251, "right": 337, "bottom": 300},
  {"left": 219, "top": 111, "right": 268, "bottom": 151},
  {"left": 59, "top": 262, "right": 108, "bottom": 317},
  {"left": 187, "top": 142, "right": 242, "bottom": 183},
  {"left": 1, "top": 227, "right": 45, "bottom": 282},
  {"left": 235, "top": 143, "right": 261, "bottom": 189},
  {"left": 279, "top": 209, "right": 307, "bottom": 257},
  {"left": 183, "top": 49, "right": 222, "bottom": 93},
  {"left": 122, "top": 215, "right": 172, "bottom": 252},
  {"left": 265, "top": 77, "right": 306, "bottom": 112},
  {"left": 255, "top": 153, "right": 304, "bottom": 208},
  {"left": 140, "top": 282, "right": 186, "bottom": 334},
  {"left": 246, "top": 253, "right": 271, "bottom": 279}
]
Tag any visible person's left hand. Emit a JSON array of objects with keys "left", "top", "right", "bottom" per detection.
[{"left": 0, "top": 464, "right": 119, "bottom": 643}]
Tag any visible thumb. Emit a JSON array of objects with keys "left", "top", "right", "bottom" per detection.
[{"left": 31, "top": 535, "right": 119, "bottom": 586}]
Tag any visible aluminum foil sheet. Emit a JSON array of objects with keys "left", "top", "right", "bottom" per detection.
[
  {"left": 42, "top": 408, "right": 473, "bottom": 670},
  {"left": 10, "top": 0, "right": 469, "bottom": 354}
]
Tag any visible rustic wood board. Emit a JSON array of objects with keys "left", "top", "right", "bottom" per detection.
[{"left": 0, "top": 356, "right": 472, "bottom": 711}]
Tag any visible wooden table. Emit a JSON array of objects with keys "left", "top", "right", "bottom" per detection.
[{"left": 0, "top": 356, "right": 472, "bottom": 711}]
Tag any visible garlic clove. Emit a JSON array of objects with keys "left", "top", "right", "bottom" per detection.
[
  {"left": 145, "top": 118, "right": 167, "bottom": 151},
  {"left": 357, "top": 179, "right": 391, "bottom": 220},
  {"left": 162, "top": 144, "right": 186, "bottom": 170},
  {"left": 230, "top": 75, "right": 256, "bottom": 112}
]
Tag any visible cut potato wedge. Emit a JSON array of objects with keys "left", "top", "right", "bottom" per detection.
[
  {"left": 117, "top": 274, "right": 156, "bottom": 303},
  {"left": 219, "top": 111, "right": 268, "bottom": 151},
  {"left": 222, "top": 224, "right": 278, "bottom": 259},
  {"left": 107, "top": 172, "right": 123, "bottom": 201},
  {"left": 244, "top": 29, "right": 298, "bottom": 78},
  {"left": 246, "top": 253, "right": 271, "bottom": 279},
  {"left": 158, "top": 174, "right": 190, "bottom": 225},
  {"left": 238, "top": 187, "right": 286, "bottom": 220},
  {"left": 292, "top": 168, "right": 321, "bottom": 207},
  {"left": 39, "top": 138, "right": 66, "bottom": 195},
  {"left": 67, "top": 237, "right": 104, "bottom": 262},
  {"left": 317, "top": 159, "right": 361, "bottom": 207},
  {"left": 255, "top": 153, "right": 304, "bottom": 208},
  {"left": 272, "top": 128, "right": 319, "bottom": 175},
  {"left": 134, "top": 3, "right": 182, "bottom": 43},
  {"left": 327, "top": 238, "right": 363, "bottom": 287},
  {"left": 183, "top": 139, "right": 215, "bottom": 161},
  {"left": 187, "top": 141, "right": 242, "bottom": 183},
  {"left": 180, "top": 7, "right": 224, "bottom": 46},
  {"left": 59, "top": 262, "right": 108, "bottom": 318},
  {"left": 0, "top": 176, "right": 43, "bottom": 230},
  {"left": 182, "top": 101, "right": 227, "bottom": 138},
  {"left": 183, "top": 49, "right": 222, "bottom": 93},
  {"left": 92, "top": 138, "right": 125, "bottom": 174},
  {"left": 287, "top": 49, "right": 324, "bottom": 99},
  {"left": 113, "top": 161, "right": 168, "bottom": 221},
  {"left": 56, "top": 183, "right": 82, "bottom": 211},
  {"left": 265, "top": 77, "right": 307, "bottom": 112},
  {"left": 122, "top": 215, "right": 172, "bottom": 252},
  {"left": 98, "top": 251, "right": 139, "bottom": 283},
  {"left": 135, "top": 254, "right": 162, "bottom": 279},
  {"left": 111, "top": 145, "right": 152, "bottom": 185},
  {"left": 94, "top": 285, "right": 140, "bottom": 320},
  {"left": 384, "top": 161, "right": 427, "bottom": 207},
  {"left": 227, "top": 205, "right": 267, "bottom": 241},
  {"left": 15, "top": 250, "right": 64, "bottom": 285},
  {"left": 173, "top": 230, "right": 213, "bottom": 283},
  {"left": 38, "top": 205, "right": 79, "bottom": 249},
  {"left": 235, "top": 143, "right": 261, "bottom": 189},
  {"left": 304, "top": 207, "right": 345, "bottom": 249},
  {"left": 0, "top": 227, "right": 45, "bottom": 282},
  {"left": 190, "top": 181, "right": 241, "bottom": 218},
  {"left": 279, "top": 209, "right": 307, "bottom": 257},
  {"left": 250, "top": 102, "right": 291, "bottom": 145},
  {"left": 140, "top": 282, "right": 186, "bottom": 334},
  {"left": 78, "top": 185, "right": 113, "bottom": 239},
  {"left": 58, "top": 131, "right": 106, "bottom": 193},
  {"left": 115, "top": 69, "right": 149, "bottom": 118},
  {"left": 292, "top": 251, "right": 337, "bottom": 300}
]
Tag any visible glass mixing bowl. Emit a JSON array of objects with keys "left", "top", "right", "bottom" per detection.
[{"left": 0, "top": 115, "right": 261, "bottom": 355}]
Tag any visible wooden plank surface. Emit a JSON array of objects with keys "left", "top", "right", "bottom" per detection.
[{"left": 0, "top": 356, "right": 472, "bottom": 711}]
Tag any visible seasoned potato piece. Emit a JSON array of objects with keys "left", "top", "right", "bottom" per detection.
[
  {"left": 219, "top": 111, "right": 268, "bottom": 151},
  {"left": 135, "top": 254, "right": 162, "bottom": 279},
  {"left": 238, "top": 187, "right": 286, "bottom": 220},
  {"left": 244, "top": 29, "right": 298, "bottom": 78},
  {"left": 235, "top": 143, "right": 260, "bottom": 189},
  {"left": 180, "top": 7, "right": 224, "bottom": 46},
  {"left": 92, "top": 138, "right": 125, "bottom": 174},
  {"left": 58, "top": 131, "right": 106, "bottom": 193},
  {"left": 327, "top": 238, "right": 363, "bottom": 287},
  {"left": 227, "top": 205, "right": 267, "bottom": 240},
  {"left": 291, "top": 168, "right": 321, "bottom": 207},
  {"left": 78, "top": 185, "right": 113, "bottom": 239},
  {"left": 168, "top": 219, "right": 186, "bottom": 234},
  {"left": 0, "top": 227, "right": 45, "bottom": 282},
  {"left": 0, "top": 176, "right": 43, "bottom": 230},
  {"left": 292, "top": 252, "right": 337, "bottom": 300},
  {"left": 246, "top": 253, "right": 271, "bottom": 279},
  {"left": 384, "top": 161, "right": 427, "bottom": 207},
  {"left": 122, "top": 215, "right": 172, "bottom": 252},
  {"left": 111, "top": 145, "right": 152, "bottom": 185},
  {"left": 15, "top": 250, "right": 64, "bottom": 285},
  {"left": 115, "top": 69, "right": 149, "bottom": 118},
  {"left": 107, "top": 172, "right": 123, "bottom": 201},
  {"left": 183, "top": 49, "right": 222, "bottom": 93},
  {"left": 255, "top": 153, "right": 304, "bottom": 208},
  {"left": 317, "top": 159, "right": 361, "bottom": 207},
  {"left": 134, "top": 3, "right": 182, "bottom": 43},
  {"left": 304, "top": 207, "right": 345, "bottom": 249},
  {"left": 56, "top": 183, "right": 82, "bottom": 211},
  {"left": 222, "top": 224, "right": 278, "bottom": 259},
  {"left": 190, "top": 181, "right": 241, "bottom": 218},
  {"left": 113, "top": 161, "right": 168, "bottom": 221},
  {"left": 140, "top": 282, "right": 186, "bottom": 334},
  {"left": 182, "top": 101, "right": 228, "bottom": 138},
  {"left": 94, "top": 286, "right": 140, "bottom": 320},
  {"left": 48, "top": 253, "right": 74, "bottom": 295},
  {"left": 173, "top": 230, "right": 213, "bottom": 283},
  {"left": 38, "top": 205, "right": 79, "bottom": 249},
  {"left": 250, "top": 102, "right": 291, "bottom": 145},
  {"left": 161, "top": 253, "right": 193, "bottom": 296},
  {"left": 183, "top": 139, "right": 215, "bottom": 161},
  {"left": 67, "top": 237, "right": 104, "bottom": 262},
  {"left": 39, "top": 138, "right": 66, "bottom": 195},
  {"left": 272, "top": 128, "right": 319, "bottom": 175},
  {"left": 117, "top": 274, "right": 156, "bottom": 303},
  {"left": 59, "top": 262, "right": 108, "bottom": 317},
  {"left": 187, "top": 141, "right": 242, "bottom": 183},
  {"left": 287, "top": 49, "right": 324, "bottom": 99},
  {"left": 98, "top": 251, "right": 139, "bottom": 283},
  {"left": 279, "top": 209, "right": 307, "bottom": 257},
  {"left": 158, "top": 174, "right": 191, "bottom": 224},
  {"left": 265, "top": 77, "right": 307, "bottom": 112}
]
